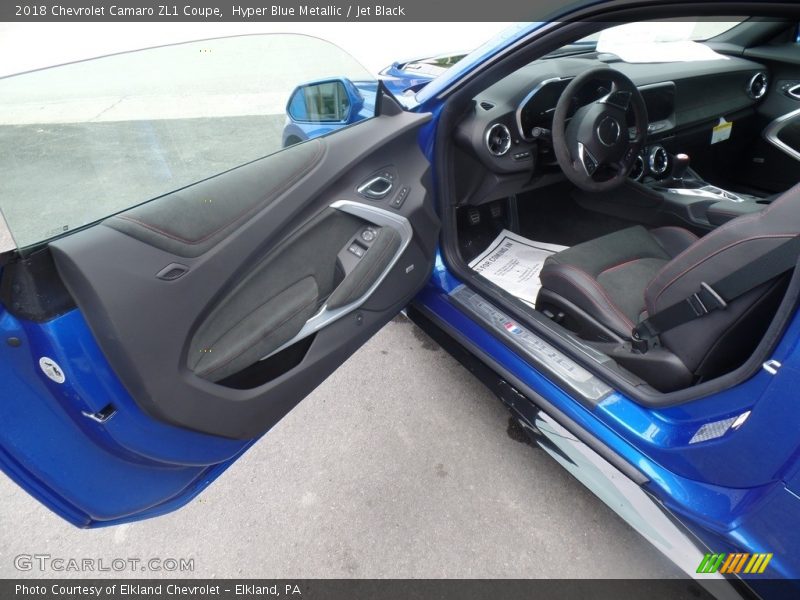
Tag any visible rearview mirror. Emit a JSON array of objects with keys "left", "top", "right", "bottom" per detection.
[{"left": 287, "top": 78, "right": 364, "bottom": 123}]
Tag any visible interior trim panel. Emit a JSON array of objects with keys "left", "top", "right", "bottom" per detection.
[
  {"left": 262, "top": 200, "right": 413, "bottom": 359},
  {"left": 764, "top": 106, "right": 800, "bottom": 162}
]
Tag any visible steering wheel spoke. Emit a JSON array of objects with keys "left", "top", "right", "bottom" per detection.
[
  {"left": 600, "top": 89, "right": 632, "bottom": 111},
  {"left": 577, "top": 142, "right": 600, "bottom": 177}
]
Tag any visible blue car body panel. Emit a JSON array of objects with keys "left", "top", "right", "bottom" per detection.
[
  {"left": 413, "top": 22, "right": 545, "bottom": 108},
  {"left": 2, "top": 10, "right": 800, "bottom": 588},
  {"left": 0, "top": 301, "right": 255, "bottom": 527}
]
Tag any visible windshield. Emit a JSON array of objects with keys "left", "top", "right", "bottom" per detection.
[
  {"left": 580, "top": 20, "right": 743, "bottom": 45},
  {"left": 555, "top": 20, "right": 745, "bottom": 64},
  {"left": 400, "top": 54, "right": 468, "bottom": 77}
]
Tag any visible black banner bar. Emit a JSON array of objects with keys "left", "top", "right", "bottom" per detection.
[
  {"left": 3, "top": 0, "right": 568, "bottom": 22},
  {"left": 0, "top": 579, "right": 736, "bottom": 600}
]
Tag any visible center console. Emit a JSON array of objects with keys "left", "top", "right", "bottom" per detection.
[{"left": 629, "top": 146, "right": 770, "bottom": 229}]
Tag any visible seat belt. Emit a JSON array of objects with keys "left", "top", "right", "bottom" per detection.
[{"left": 632, "top": 235, "right": 800, "bottom": 350}]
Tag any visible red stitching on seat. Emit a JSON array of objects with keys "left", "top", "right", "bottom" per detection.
[
  {"left": 581, "top": 229, "right": 684, "bottom": 293},
  {"left": 541, "top": 264, "right": 635, "bottom": 331}
]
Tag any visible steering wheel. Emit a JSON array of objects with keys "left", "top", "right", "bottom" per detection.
[{"left": 552, "top": 67, "right": 648, "bottom": 192}]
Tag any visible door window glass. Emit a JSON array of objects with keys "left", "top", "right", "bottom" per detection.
[{"left": 0, "top": 34, "right": 375, "bottom": 250}]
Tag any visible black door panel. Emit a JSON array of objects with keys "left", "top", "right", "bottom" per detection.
[{"left": 49, "top": 111, "right": 438, "bottom": 439}]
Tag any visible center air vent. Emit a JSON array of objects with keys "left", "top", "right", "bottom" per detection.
[
  {"left": 485, "top": 123, "right": 511, "bottom": 156},
  {"left": 648, "top": 146, "right": 669, "bottom": 177},
  {"left": 479, "top": 101, "right": 495, "bottom": 111},
  {"left": 747, "top": 72, "right": 768, "bottom": 100},
  {"left": 629, "top": 154, "right": 645, "bottom": 181}
]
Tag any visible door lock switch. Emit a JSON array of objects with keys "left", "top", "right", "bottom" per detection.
[{"left": 390, "top": 186, "right": 410, "bottom": 209}]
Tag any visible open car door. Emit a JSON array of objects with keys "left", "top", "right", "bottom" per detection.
[{"left": 0, "top": 35, "right": 438, "bottom": 527}]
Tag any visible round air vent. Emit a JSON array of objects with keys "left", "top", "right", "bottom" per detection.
[
  {"left": 648, "top": 146, "right": 669, "bottom": 177},
  {"left": 747, "top": 72, "right": 768, "bottom": 100},
  {"left": 485, "top": 123, "right": 511, "bottom": 156},
  {"left": 629, "top": 154, "right": 645, "bottom": 181}
]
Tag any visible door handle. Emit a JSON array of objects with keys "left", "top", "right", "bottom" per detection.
[{"left": 357, "top": 176, "right": 394, "bottom": 199}]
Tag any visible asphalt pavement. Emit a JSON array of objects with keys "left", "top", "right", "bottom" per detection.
[{"left": 0, "top": 314, "right": 685, "bottom": 580}]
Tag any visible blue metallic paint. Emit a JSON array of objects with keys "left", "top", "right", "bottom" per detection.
[{"left": 0, "top": 301, "right": 254, "bottom": 526}]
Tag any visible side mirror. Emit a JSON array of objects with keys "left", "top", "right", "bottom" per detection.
[{"left": 287, "top": 78, "right": 365, "bottom": 123}]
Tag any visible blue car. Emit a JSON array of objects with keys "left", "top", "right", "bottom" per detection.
[
  {"left": 281, "top": 52, "right": 465, "bottom": 147},
  {"left": 3, "top": 4, "right": 800, "bottom": 596}
]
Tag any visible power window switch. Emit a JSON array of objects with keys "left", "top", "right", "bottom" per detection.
[{"left": 347, "top": 243, "right": 366, "bottom": 258}]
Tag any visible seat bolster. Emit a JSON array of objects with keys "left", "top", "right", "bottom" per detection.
[
  {"left": 649, "top": 227, "right": 699, "bottom": 258},
  {"left": 542, "top": 226, "right": 668, "bottom": 277},
  {"left": 539, "top": 262, "right": 636, "bottom": 336}
]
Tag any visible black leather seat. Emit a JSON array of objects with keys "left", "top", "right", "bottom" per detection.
[
  {"left": 536, "top": 185, "right": 799, "bottom": 387},
  {"left": 538, "top": 225, "right": 698, "bottom": 337}
]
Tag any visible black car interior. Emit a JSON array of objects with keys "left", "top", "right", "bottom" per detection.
[{"left": 446, "top": 17, "right": 800, "bottom": 394}]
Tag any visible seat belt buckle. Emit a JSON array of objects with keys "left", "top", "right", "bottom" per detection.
[
  {"left": 631, "top": 322, "right": 657, "bottom": 353},
  {"left": 688, "top": 282, "right": 727, "bottom": 317}
]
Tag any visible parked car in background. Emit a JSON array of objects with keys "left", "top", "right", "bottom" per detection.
[
  {"left": 282, "top": 52, "right": 465, "bottom": 146},
  {"left": 379, "top": 52, "right": 467, "bottom": 94}
]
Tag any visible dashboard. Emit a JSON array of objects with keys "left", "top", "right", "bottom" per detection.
[
  {"left": 454, "top": 53, "right": 769, "bottom": 202},
  {"left": 516, "top": 78, "right": 676, "bottom": 141}
]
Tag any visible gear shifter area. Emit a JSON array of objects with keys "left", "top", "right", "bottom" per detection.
[
  {"left": 630, "top": 149, "right": 772, "bottom": 228},
  {"left": 652, "top": 151, "right": 760, "bottom": 202},
  {"left": 671, "top": 153, "right": 690, "bottom": 183}
]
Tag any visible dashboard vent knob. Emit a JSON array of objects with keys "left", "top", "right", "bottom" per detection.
[
  {"left": 485, "top": 123, "right": 511, "bottom": 156},
  {"left": 747, "top": 72, "right": 768, "bottom": 100}
]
